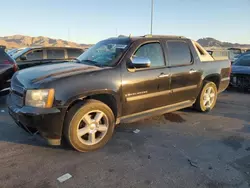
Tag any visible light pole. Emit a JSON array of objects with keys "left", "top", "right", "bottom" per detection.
[{"left": 150, "top": 0, "right": 154, "bottom": 35}]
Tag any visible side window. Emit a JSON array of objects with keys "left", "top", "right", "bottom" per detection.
[
  {"left": 195, "top": 44, "right": 205, "bottom": 55},
  {"left": 47, "top": 49, "right": 65, "bottom": 59},
  {"left": 0, "top": 50, "right": 11, "bottom": 62},
  {"left": 67, "top": 49, "right": 83, "bottom": 58},
  {"left": 26, "top": 50, "right": 43, "bottom": 60},
  {"left": 167, "top": 41, "right": 192, "bottom": 66},
  {"left": 134, "top": 43, "right": 165, "bottom": 67}
]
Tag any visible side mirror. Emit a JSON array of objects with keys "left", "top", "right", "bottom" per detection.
[
  {"left": 20, "top": 55, "right": 27, "bottom": 61},
  {"left": 130, "top": 56, "right": 151, "bottom": 69}
]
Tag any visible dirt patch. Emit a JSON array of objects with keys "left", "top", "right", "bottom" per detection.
[
  {"left": 222, "top": 135, "right": 244, "bottom": 151},
  {"left": 164, "top": 113, "right": 186, "bottom": 123}
]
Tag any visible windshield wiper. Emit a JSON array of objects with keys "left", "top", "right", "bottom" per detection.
[
  {"left": 80, "top": 59, "right": 103, "bottom": 67},
  {"left": 74, "top": 58, "right": 81, "bottom": 63}
]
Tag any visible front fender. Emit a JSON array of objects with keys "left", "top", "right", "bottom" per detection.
[{"left": 64, "top": 89, "right": 120, "bottom": 108}]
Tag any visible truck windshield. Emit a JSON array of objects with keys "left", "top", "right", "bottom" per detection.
[
  {"left": 76, "top": 38, "right": 130, "bottom": 67},
  {"left": 12, "top": 48, "right": 30, "bottom": 59},
  {"left": 234, "top": 55, "right": 250, "bottom": 66}
]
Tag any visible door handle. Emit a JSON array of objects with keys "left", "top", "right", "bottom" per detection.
[
  {"left": 189, "top": 69, "right": 197, "bottom": 74},
  {"left": 158, "top": 73, "right": 170, "bottom": 78}
]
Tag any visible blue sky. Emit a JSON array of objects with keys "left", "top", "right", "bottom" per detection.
[{"left": 1, "top": 0, "right": 250, "bottom": 44}]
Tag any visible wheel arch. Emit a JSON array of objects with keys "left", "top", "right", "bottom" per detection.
[
  {"left": 202, "top": 73, "right": 221, "bottom": 89},
  {"left": 64, "top": 90, "right": 120, "bottom": 121}
]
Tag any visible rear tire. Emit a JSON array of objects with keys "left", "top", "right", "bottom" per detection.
[
  {"left": 193, "top": 82, "right": 218, "bottom": 112},
  {"left": 64, "top": 100, "right": 115, "bottom": 152}
]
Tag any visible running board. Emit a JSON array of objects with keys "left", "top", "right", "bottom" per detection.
[{"left": 117, "top": 100, "right": 194, "bottom": 124}]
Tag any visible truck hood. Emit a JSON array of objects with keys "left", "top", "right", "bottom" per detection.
[
  {"left": 232, "top": 65, "right": 250, "bottom": 75},
  {"left": 14, "top": 62, "right": 102, "bottom": 87}
]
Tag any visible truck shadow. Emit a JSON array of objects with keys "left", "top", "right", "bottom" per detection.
[
  {"left": 0, "top": 117, "right": 71, "bottom": 151},
  {"left": 163, "top": 112, "right": 186, "bottom": 123},
  {"left": 226, "top": 86, "right": 250, "bottom": 94}
]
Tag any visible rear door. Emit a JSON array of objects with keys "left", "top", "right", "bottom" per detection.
[
  {"left": 121, "top": 40, "right": 171, "bottom": 116},
  {"left": 166, "top": 40, "right": 201, "bottom": 104},
  {"left": 17, "top": 49, "right": 44, "bottom": 69}
]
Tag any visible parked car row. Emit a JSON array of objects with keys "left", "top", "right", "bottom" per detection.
[
  {"left": 0, "top": 46, "right": 84, "bottom": 92},
  {"left": 231, "top": 51, "right": 250, "bottom": 64},
  {"left": 7, "top": 35, "right": 231, "bottom": 152},
  {"left": 206, "top": 48, "right": 250, "bottom": 91},
  {"left": 230, "top": 53, "right": 250, "bottom": 90},
  {"left": 207, "top": 48, "right": 250, "bottom": 64}
]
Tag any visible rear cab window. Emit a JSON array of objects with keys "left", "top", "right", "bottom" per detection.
[
  {"left": 192, "top": 41, "right": 214, "bottom": 61},
  {"left": 67, "top": 49, "right": 83, "bottom": 59},
  {"left": 47, "top": 49, "right": 65, "bottom": 59},
  {"left": 166, "top": 41, "right": 192, "bottom": 67}
]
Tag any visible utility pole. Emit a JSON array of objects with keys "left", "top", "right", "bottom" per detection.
[
  {"left": 68, "top": 28, "right": 70, "bottom": 41},
  {"left": 150, "top": 0, "right": 154, "bottom": 35}
]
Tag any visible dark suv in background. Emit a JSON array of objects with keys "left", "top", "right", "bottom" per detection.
[
  {"left": 0, "top": 46, "right": 84, "bottom": 92},
  {"left": 13, "top": 46, "right": 84, "bottom": 69},
  {"left": 0, "top": 49, "right": 18, "bottom": 92}
]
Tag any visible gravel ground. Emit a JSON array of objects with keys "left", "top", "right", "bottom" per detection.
[{"left": 0, "top": 89, "right": 250, "bottom": 188}]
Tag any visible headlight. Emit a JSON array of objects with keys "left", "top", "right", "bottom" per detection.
[{"left": 25, "top": 89, "right": 55, "bottom": 108}]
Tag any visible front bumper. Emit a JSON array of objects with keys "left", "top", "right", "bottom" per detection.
[
  {"left": 230, "top": 74, "right": 250, "bottom": 89},
  {"left": 8, "top": 96, "right": 65, "bottom": 146},
  {"left": 218, "top": 77, "right": 230, "bottom": 93}
]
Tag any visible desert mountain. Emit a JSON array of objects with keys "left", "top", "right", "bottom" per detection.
[
  {"left": 1, "top": 35, "right": 249, "bottom": 50},
  {"left": 0, "top": 35, "right": 90, "bottom": 49},
  {"left": 197, "top": 37, "right": 250, "bottom": 49}
]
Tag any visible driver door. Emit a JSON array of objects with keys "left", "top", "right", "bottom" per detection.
[{"left": 121, "top": 41, "right": 171, "bottom": 116}]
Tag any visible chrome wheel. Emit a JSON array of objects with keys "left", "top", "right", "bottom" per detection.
[
  {"left": 77, "top": 110, "right": 109, "bottom": 145},
  {"left": 203, "top": 86, "right": 215, "bottom": 108}
]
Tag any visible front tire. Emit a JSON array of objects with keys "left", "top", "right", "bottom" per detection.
[
  {"left": 193, "top": 82, "right": 218, "bottom": 112},
  {"left": 64, "top": 100, "right": 115, "bottom": 152}
]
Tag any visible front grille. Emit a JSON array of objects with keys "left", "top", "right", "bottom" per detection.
[{"left": 230, "top": 74, "right": 250, "bottom": 89}]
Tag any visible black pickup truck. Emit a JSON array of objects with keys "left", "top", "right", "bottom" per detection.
[{"left": 8, "top": 35, "right": 231, "bottom": 152}]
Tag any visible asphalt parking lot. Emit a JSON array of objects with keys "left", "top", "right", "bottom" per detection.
[{"left": 0, "top": 89, "right": 250, "bottom": 188}]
